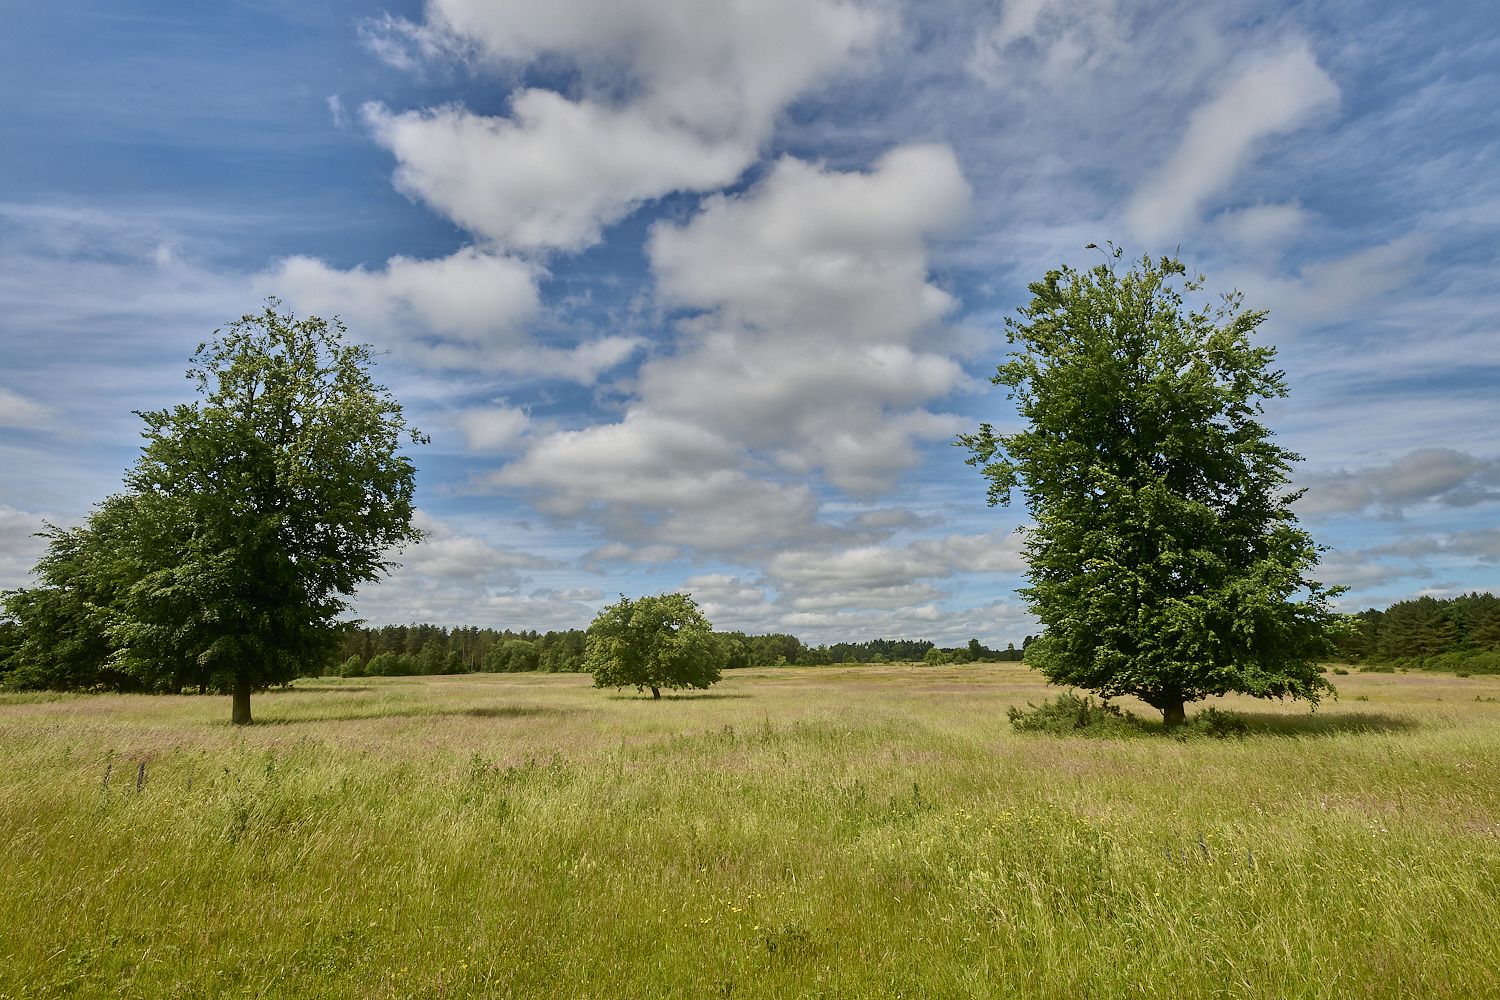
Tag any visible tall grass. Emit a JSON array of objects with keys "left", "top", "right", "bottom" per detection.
[{"left": 2, "top": 665, "right": 1499, "bottom": 998}]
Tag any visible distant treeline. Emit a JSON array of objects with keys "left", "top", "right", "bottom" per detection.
[
  {"left": 1338, "top": 592, "right": 1500, "bottom": 673},
  {"left": 328, "top": 625, "right": 1027, "bottom": 678},
  {"left": 0, "top": 608, "right": 1028, "bottom": 690}
]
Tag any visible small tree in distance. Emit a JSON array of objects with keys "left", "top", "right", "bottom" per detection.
[
  {"left": 585, "top": 593, "right": 725, "bottom": 699},
  {"left": 958, "top": 248, "right": 1343, "bottom": 728}
]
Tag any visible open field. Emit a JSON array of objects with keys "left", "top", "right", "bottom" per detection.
[{"left": 3, "top": 664, "right": 1499, "bottom": 999}]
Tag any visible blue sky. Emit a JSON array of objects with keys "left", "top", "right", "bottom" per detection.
[{"left": 2, "top": 0, "right": 1497, "bottom": 645}]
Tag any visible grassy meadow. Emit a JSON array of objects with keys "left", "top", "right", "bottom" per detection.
[{"left": 3, "top": 663, "right": 1499, "bottom": 999}]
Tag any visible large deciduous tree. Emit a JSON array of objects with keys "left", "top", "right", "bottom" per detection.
[
  {"left": 64, "top": 303, "right": 423, "bottom": 723},
  {"left": 958, "top": 250, "right": 1342, "bottom": 727},
  {"left": 585, "top": 593, "right": 725, "bottom": 699}
]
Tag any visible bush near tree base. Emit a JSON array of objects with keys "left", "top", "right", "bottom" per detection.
[{"left": 1007, "top": 691, "right": 1250, "bottom": 739}]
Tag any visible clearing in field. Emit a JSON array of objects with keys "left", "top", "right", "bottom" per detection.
[{"left": 3, "top": 664, "right": 1499, "bottom": 998}]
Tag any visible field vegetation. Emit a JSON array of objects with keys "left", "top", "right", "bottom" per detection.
[{"left": 3, "top": 663, "right": 1499, "bottom": 998}]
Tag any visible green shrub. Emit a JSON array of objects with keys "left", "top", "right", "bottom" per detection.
[
  {"left": 1008, "top": 693, "right": 1250, "bottom": 739},
  {"left": 1174, "top": 706, "right": 1249, "bottom": 740},
  {"left": 1006, "top": 692, "right": 1141, "bottom": 736}
]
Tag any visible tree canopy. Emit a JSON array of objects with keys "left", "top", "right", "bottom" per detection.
[
  {"left": 958, "top": 250, "right": 1342, "bottom": 727},
  {"left": 2, "top": 304, "right": 424, "bottom": 723},
  {"left": 585, "top": 593, "right": 725, "bottom": 699}
]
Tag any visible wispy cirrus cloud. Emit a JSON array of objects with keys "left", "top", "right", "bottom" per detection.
[{"left": 1125, "top": 43, "right": 1339, "bottom": 243}]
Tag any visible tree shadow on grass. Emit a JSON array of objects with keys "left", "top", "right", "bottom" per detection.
[
  {"left": 601, "top": 691, "right": 752, "bottom": 701},
  {"left": 464, "top": 705, "right": 558, "bottom": 719},
  {"left": 271, "top": 685, "right": 376, "bottom": 694},
  {"left": 248, "top": 704, "right": 574, "bottom": 725},
  {"left": 1240, "top": 711, "right": 1421, "bottom": 737}
]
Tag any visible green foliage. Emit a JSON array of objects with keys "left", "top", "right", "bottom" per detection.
[
  {"left": 1338, "top": 593, "right": 1500, "bottom": 671},
  {"left": 959, "top": 250, "right": 1341, "bottom": 725},
  {"left": 1007, "top": 692, "right": 1249, "bottom": 739},
  {"left": 1006, "top": 691, "right": 1142, "bottom": 736},
  {"left": 1, "top": 304, "right": 424, "bottom": 721},
  {"left": 483, "top": 639, "right": 539, "bottom": 672},
  {"left": 1176, "top": 706, "right": 1250, "bottom": 739},
  {"left": 715, "top": 632, "right": 753, "bottom": 670},
  {"left": 585, "top": 594, "right": 726, "bottom": 698},
  {"left": 2, "top": 493, "right": 201, "bottom": 693}
]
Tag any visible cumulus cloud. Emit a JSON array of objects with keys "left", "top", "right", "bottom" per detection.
[
  {"left": 1315, "top": 548, "right": 1426, "bottom": 593},
  {"left": 293, "top": 0, "right": 883, "bottom": 379},
  {"left": 1368, "top": 529, "right": 1500, "bottom": 565},
  {"left": 362, "top": 0, "right": 883, "bottom": 252},
  {"left": 767, "top": 531, "right": 1026, "bottom": 609},
  {"left": 495, "top": 412, "right": 829, "bottom": 553},
  {"left": 1126, "top": 44, "right": 1339, "bottom": 242},
  {"left": 350, "top": 511, "right": 568, "bottom": 626},
  {"left": 487, "top": 145, "right": 974, "bottom": 553},
  {"left": 1297, "top": 448, "right": 1500, "bottom": 516},
  {"left": 455, "top": 404, "right": 530, "bottom": 452},
  {"left": 770, "top": 531, "right": 1025, "bottom": 590},
  {"left": 268, "top": 247, "right": 640, "bottom": 380},
  {"left": 1314, "top": 526, "right": 1500, "bottom": 608},
  {"left": 676, "top": 573, "right": 781, "bottom": 629},
  {"left": 396, "top": 510, "right": 554, "bottom": 582},
  {"left": 674, "top": 570, "right": 1036, "bottom": 646},
  {"left": 639, "top": 146, "right": 973, "bottom": 496},
  {"left": 365, "top": 97, "right": 753, "bottom": 254}
]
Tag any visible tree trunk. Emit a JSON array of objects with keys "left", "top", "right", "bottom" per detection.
[
  {"left": 651, "top": 686, "right": 660, "bottom": 700},
  {"left": 232, "top": 678, "right": 253, "bottom": 726},
  {"left": 1163, "top": 699, "right": 1186, "bottom": 730}
]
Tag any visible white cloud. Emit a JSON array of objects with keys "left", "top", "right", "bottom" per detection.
[
  {"left": 456, "top": 404, "right": 530, "bottom": 453},
  {"left": 1296, "top": 448, "right": 1500, "bottom": 516},
  {"left": 489, "top": 146, "right": 974, "bottom": 549},
  {"left": 583, "top": 542, "right": 686, "bottom": 568},
  {"left": 1312, "top": 548, "right": 1424, "bottom": 594},
  {"left": 968, "top": 0, "right": 1132, "bottom": 89},
  {"left": 673, "top": 570, "right": 1037, "bottom": 646},
  {"left": 269, "top": 247, "right": 637, "bottom": 380},
  {"left": 0, "top": 388, "right": 55, "bottom": 430},
  {"left": 362, "top": 0, "right": 883, "bottom": 253},
  {"left": 1214, "top": 202, "right": 1309, "bottom": 250},
  {"left": 1126, "top": 44, "right": 1339, "bottom": 242},
  {"left": 397, "top": 510, "right": 554, "bottom": 582},
  {"left": 649, "top": 147, "right": 970, "bottom": 341},
  {"left": 0, "top": 504, "right": 51, "bottom": 590},
  {"left": 770, "top": 532, "right": 1023, "bottom": 589},
  {"left": 1234, "top": 235, "right": 1427, "bottom": 321},
  {"left": 293, "top": 0, "right": 884, "bottom": 381},
  {"left": 365, "top": 97, "right": 753, "bottom": 254},
  {"left": 640, "top": 146, "right": 973, "bottom": 496},
  {"left": 779, "top": 600, "right": 1037, "bottom": 647},
  {"left": 351, "top": 511, "right": 568, "bottom": 626},
  {"left": 494, "top": 411, "right": 828, "bottom": 552}
]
